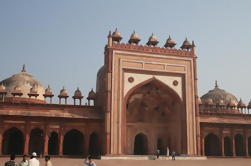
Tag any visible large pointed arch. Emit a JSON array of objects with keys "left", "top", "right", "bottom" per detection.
[{"left": 123, "top": 77, "right": 186, "bottom": 155}]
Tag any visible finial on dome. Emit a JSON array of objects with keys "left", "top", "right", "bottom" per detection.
[
  {"left": 215, "top": 80, "right": 218, "bottom": 88},
  {"left": 21, "top": 64, "right": 26, "bottom": 72}
]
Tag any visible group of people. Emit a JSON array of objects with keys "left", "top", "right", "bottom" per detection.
[
  {"left": 156, "top": 148, "right": 176, "bottom": 160},
  {"left": 4, "top": 153, "right": 96, "bottom": 166},
  {"left": 4, "top": 152, "right": 52, "bottom": 166}
]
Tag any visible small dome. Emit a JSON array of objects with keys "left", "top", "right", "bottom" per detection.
[
  {"left": 128, "top": 31, "right": 141, "bottom": 44},
  {"left": 112, "top": 28, "right": 122, "bottom": 42},
  {"left": 237, "top": 99, "right": 246, "bottom": 108},
  {"left": 30, "top": 84, "right": 38, "bottom": 93},
  {"left": 73, "top": 87, "right": 83, "bottom": 98},
  {"left": 248, "top": 100, "right": 251, "bottom": 109},
  {"left": 146, "top": 33, "right": 159, "bottom": 46},
  {"left": 44, "top": 85, "right": 53, "bottom": 95},
  {"left": 164, "top": 36, "right": 176, "bottom": 48},
  {"left": 180, "top": 38, "right": 192, "bottom": 50},
  {"left": 59, "top": 86, "right": 68, "bottom": 97},
  {"left": 201, "top": 81, "right": 238, "bottom": 107},
  {"left": 87, "top": 89, "right": 96, "bottom": 100},
  {"left": 0, "top": 65, "right": 45, "bottom": 101}
]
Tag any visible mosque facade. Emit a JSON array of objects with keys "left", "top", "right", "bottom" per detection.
[{"left": 0, "top": 30, "right": 251, "bottom": 157}]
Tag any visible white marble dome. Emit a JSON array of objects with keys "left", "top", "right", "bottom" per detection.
[{"left": 0, "top": 66, "right": 45, "bottom": 101}]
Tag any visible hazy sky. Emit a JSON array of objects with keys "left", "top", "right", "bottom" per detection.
[{"left": 0, "top": 0, "right": 251, "bottom": 104}]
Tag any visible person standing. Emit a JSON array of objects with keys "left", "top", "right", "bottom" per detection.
[
  {"left": 84, "top": 155, "right": 96, "bottom": 166},
  {"left": 45, "top": 156, "right": 52, "bottom": 166},
  {"left": 156, "top": 149, "right": 160, "bottom": 159},
  {"left": 28, "top": 152, "right": 39, "bottom": 166},
  {"left": 166, "top": 147, "right": 169, "bottom": 157},
  {"left": 171, "top": 151, "right": 176, "bottom": 160},
  {"left": 5, "top": 154, "right": 18, "bottom": 166},
  {"left": 19, "top": 155, "right": 29, "bottom": 166}
]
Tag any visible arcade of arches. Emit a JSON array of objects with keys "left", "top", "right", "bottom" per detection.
[
  {"left": 125, "top": 80, "right": 187, "bottom": 155},
  {"left": 1, "top": 127, "right": 101, "bottom": 156},
  {"left": 202, "top": 124, "right": 251, "bottom": 157}
]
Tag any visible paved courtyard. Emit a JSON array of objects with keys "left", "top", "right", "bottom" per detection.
[{"left": 1, "top": 157, "right": 251, "bottom": 166}]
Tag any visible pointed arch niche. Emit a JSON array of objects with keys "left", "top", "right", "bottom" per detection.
[{"left": 124, "top": 77, "right": 186, "bottom": 155}]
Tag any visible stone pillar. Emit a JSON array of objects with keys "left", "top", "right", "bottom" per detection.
[
  {"left": 244, "top": 131, "right": 248, "bottom": 156},
  {"left": 24, "top": 132, "right": 30, "bottom": 154},
  {"left": 232, "top": 135, "right": 236, "bottom": 156},
  {"left": 43, "top": 130, "right": 49, "bottom": 156},
  {"left": 201, "top": 136, "right": 205, "bottom": 156},
  {"left": 59, "top": 130, "right": 64, "bottom": 156},
  {"left": 24, "top": 123, "right": 30, "bottom": 155},
  {"left": 221, "top": 135, "right": 225, "bottom": 156}
]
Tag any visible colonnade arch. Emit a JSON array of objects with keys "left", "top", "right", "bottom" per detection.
[
  {"left": 224, "top": 136, "right": 232, "bottom": 156},
  {"left": 204, "top": 133, "right": 221, "bottom": 156},
  {"left": 235, "top": 134, "right": 245, "bottom": 156},
  {"left": 63, "top": 129, "right": 83, "bottom": 155},
  {"left": 29, "top": 128, "right": 43, "bottom": 155},
  {"left": 2, "top": 127, "right": 24, "bottom": 155},
  {"left": 1, "top": 126, "right": 101, "bottom": 156},
  {"left": 48, "top": 132, "right": 59, "bottom": 155}
]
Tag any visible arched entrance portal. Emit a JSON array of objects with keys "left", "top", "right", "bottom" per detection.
[
  {"left": 204, "top": 133, "right": 221, "bottom": 156},
  {"left": 126, "top": 79, "right": 185, "bottom": 155},
  {"left": 89, "top": 133, "right": 101, "bottom": 157},
  {"left": 63, "top": 129, "right": 83, "bottom": 155},
  {"left": 134, "top": 133, "right": 148, "bottom": 155},
  {"left": 235, "top": 134, "right": 244, "bottom": 156},
  {"left": 2, "top": 128, "right": 24, "bottom": 155},
  {"left": 48, "top": 132, "right": 59, "bottom": 155},
  {"left": 224, "top": 136, "right": 232, "bottom": 156},
  {"left": 29, "top": 128, "right": 43, "bottom": 155}
]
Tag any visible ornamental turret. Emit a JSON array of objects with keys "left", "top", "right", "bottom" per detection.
[
  {"left": 128, "top": 31, "right": 141, "bottom": 44},
  {"left": 146, "top": 33, "right": 159, "bottom": 46},
  {"left": 87, "top": 89, "right": 96, "bottom": 106},
  {"left": 164, "top": 36, "right": 176, "bottom": 48},
  {"left": 180, "top": 38, "right": 192, "bottom": 50},
  {"left": 111, "top": 28, "right": 122, "bottom": 43},
  {"left": 58, "top": 86, "right": 69, "bottom": 104},
  {"left": 43, "top": 85, "right": 54, "bottom": 104},
  {"left": 28, "top": 84, "right": 39, "bottom": 99},
  {"left": 73, "top": 87, "right": 83, "bottom": 105},
  {"left": 0, "top": 83, "right": 7, "bottom": 102}
]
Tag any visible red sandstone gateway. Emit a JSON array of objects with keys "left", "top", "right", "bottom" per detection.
[{"left": 0, "top": 30, "right": 251, "bottom": 157}]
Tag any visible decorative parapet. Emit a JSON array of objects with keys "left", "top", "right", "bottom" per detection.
[{"left": 109, "top": 42, "right": 194, "bottom": 57}]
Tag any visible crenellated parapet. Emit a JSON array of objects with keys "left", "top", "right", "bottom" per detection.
[{"left": 107, "top": 29, "right": 196, "bottom": 57}]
